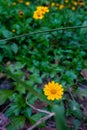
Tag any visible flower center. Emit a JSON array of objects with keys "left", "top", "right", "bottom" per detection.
[{"left": 51, "top": 89, "right": 56, "bottom": 94}]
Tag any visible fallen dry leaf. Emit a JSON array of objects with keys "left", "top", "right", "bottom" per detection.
[{"left": 81, "top": 69, "right": 87, "bottom": 80}]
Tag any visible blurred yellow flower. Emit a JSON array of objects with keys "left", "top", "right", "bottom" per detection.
[
  {"left": 25, "top": 2, "right": 30, "bottom": 6},
  {"left": 36, "top": 6, "right": 49, "bottom": 14},
  {"left": 33, "top": 10, "right": 44, "bottom": 19},
  {"left": 12, "top": 29, "right": 16, "bottom": 32},
  {"left": 72, "top": 6, "right": 76, "bottom": 10},
  {"left": 43, "top": 81, "right": 64, "bottom": 101},
  {"left": 72, "top": 1, "right": 78, "bottom": 6},
  {"left": 33, "top": 6, "right": 49, "bottom": 20},
  {"left": 59, "top": 5, "right": 64, "bottom": 10},
  {"left": 65, "top": 0, "right": 68, "bottom": 3},
  {"left": 51, "top": 2, "right": 56, "bottom": 7}
]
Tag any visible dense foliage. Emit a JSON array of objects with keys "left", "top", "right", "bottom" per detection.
[{"left": 0, "top": 0, "right": 87, "bottom": 129}]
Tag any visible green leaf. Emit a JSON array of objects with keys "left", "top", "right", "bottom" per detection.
[
  {"left": 63, "top": 71, "right": 77, "bottom": 83},
  {"left": 2, "top": 29, "right": 12, "bottom": 38},
  {"left": 53, "top": 104, "right": 69, "bottom": 130},
  {"left": 5, "top": 103, "right": 21, "bottom": 116},
  {"left": 6, "top": 62, "right": 25, "bottom": 78},
  {"left": 69, "top": 101, "right": 82, "bottom": 119},
  {"left": 23, "top": 107, "right": 32, "bottom": 118},
  {"left": 7, "top": 116, "right": 25, "bottom": 130},
  {"left": 7, "top": 62, "right": 25, "bottom": 72},
  {"left": 0, "top": 55, "right": 3, "bottom": 62},
  {"left": 10, "top": 43, "right": 18, "bottom": 54},
  {"left": 27, "top": 94, "right": 38, "bottom": 105},
  {"left": 30, "top": 113, "right": 45, "bottom": 127},
  {"left": 30, "top": 113, "right": 42, "bottom": 123},
  {"left": 0, "top": 41, "right": 7, "bottom": 45},
  {"left": 5, "top": 94, "right": 26, "bottom": 116},
  {"left": 10, "top": 93, "right": 26, "bottom": 107},
  {"left": 73, "top": 119, "right": 80, "bottom": 130},
  {"left": 0, "top": 90, "right": 13, "bottom": 105},
  {"left": 29, "top": 73, "right": 42, "bottom": 84},
  {"left": 16, "top": 83, "right": 26, "bottom": 94},
  {"left": 80, "top": 21, "right": 87, "bottom": 34}
]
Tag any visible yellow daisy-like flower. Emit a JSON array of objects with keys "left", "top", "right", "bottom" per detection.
[
  {"left": 65, "top": 0, "right": 68, "bottom": 3},
  {"left": 25, "top": 2, "right": 30, "bottom": 6},
  {"left": 12, "top": 29, "right": 16, "bottom": 32},
  {"left": 33, "top": 6, "right": 49, "bottom": 20},
  {"left": 36, "top": 6, "right": 49, "bottom": 14},
  {"left": 72, "top": 6, "right": 76, "bottom": 10},
  {"left": 43, "top": 81, "right": 64, "bottom": 101},
  {"left": 33, "top": 10, "right": 44, "bottom": 19},
  {"left": 59, "top": 5, "right": 64, "bottom": 10},
  {"left": 51, "top": 2, "right": 56, "bottom": 7},
  {"left": 72, "top": 1, "right": 78, "bottom": 6}
]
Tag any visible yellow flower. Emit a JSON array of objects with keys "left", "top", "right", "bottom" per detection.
[
  {"left": 72, "top": 1, "right": 78, "bottom": 6},
  {"left": 33, "top": 10, "right": 44, "bottom": 19},
  {"left": 36, "top": 6, "right": 49, "bottom": 14},
  {"left": 51, "top": 2, "right": 56, "bottom": 7},
  {"left": 72, "top": 6, "right": 76, "bottom": 10},
  {"left": 43, "top": 81, "right": 64, "bottom": 101},
  {"left": 25, "top": 2, "right": 30, "bottom": 6},
  {"left": 65, "top": 0, "right": 68, "bottom": 3},
  {"left": 59, "top": 5, "right": 64, "bottom": 10},
  {"left": 12, "top": 29, "right": 16, "bottom": 32},
  {"left": 33, "top": 6, "right": 49, "bottom": 19}
]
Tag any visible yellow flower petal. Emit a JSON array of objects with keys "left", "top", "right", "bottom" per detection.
[{"left": 43, "top": 81, "right": 64, "bottom": 101}]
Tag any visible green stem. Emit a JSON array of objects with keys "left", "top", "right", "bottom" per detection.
[
  {"left": 0, "top": 25, "right": 87, "bottom": 42},
  {"left": 53, "top": 104, "right": 69, "bottom": 130}
]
